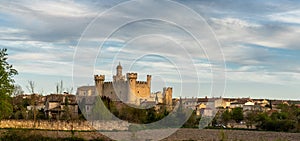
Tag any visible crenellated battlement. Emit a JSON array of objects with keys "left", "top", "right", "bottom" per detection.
[
  {"left": 94, "top": 75, "right": 105, "bottom": 81},
  {"left": 126, "top": 73, "right": 137, "bottom": 79},
  {"left": 104, "top": 81, "right": 113, "bottom": 84},
  {"left": 136, "top": 81, "right": 147, "bottom": 84},
  {"left": 163, "top": 87, "right": 173, "bottom": 91}
]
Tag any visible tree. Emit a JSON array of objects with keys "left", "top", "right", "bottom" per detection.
[
  {"left": 30, "top": 94, "right": 39, "bottom": 127},
  {"left": 245, "top": 110, "right": 257, "bottom": 128},
  {"left": 26, "top": 80, "right": 38, "bottom": 127},
  {"left": 0, "top": 48, "right": 18, "bottom": 120},
  {"left": 12, "top": 84, "right": 24, "bottom": 97},
  {"left": 231, "top": 107, "right": 244, "bottom": 123},
  {"left": 92, "top": 96, "right": 113, "bottom": 120},
  {"left": 221, "top": 110, "right": 231, "bottom": 126},
  {"left": 26, "top": 80, "right": 35, "bottom": 94},
  {"left": 56, "top": 80, "right": 64, "bottom": 94}
]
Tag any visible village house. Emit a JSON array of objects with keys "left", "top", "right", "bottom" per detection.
[
  {"left": 243, "top": 101, "right": 255, "bottom": 111},
  {"left": 44, "top": 93, "right": 78, "bottom": 120},
  {"left": 76, "top": 86, "right": 96, "bottom": 96}
]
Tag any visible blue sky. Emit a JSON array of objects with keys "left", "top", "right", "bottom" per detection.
[{"left": 1, "top": 0, "right": 300, "bottom": 100}]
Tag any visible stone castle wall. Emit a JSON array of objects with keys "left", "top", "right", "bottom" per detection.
[
  {"left": 0, "top": 120, "right": 130, "bottom": 131},
  {"left": 99, "top": 79, "right": 150, "bottom": 102},
  {"left": 136, "top": 83, "right": 150, "bottom": 97}
]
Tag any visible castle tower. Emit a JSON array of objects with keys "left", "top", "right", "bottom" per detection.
[
  {"left": 94, "top": 75, "right": 105, "bottom": 96},
  {"left": 113, "top": 62, "right": 125, "bottom": 81},
  {"left": 163, "top": 87, "right": 173, "bottom": 107},
  {"left": 117, "top": 62, "right": 122, "bottom": 76},
  {"left": 127, "top": 73, "right": 137, "bottom": 103},
  {"left": 147, "top": 75, "right": 151, "bottom": 88}
]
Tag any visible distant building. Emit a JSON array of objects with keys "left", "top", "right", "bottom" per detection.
[
  {"left": 243, "top": 101, "right": 255, "bottom": 111},
  {"left": 182, "top": 97, "right": 198, "bottom": 110}
]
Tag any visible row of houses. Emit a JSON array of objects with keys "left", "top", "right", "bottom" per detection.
[
  {"left": 13, "top": 93, "right": 78, "bottom": 120},
  {"left": 180, "top": 96, "right": 300, "bottom": 117},
  {"left": 13, "top": 92, "right": 300, "bottom": 120}
]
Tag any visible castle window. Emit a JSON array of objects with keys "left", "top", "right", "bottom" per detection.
[
  {"left": 111, "top": 92, "right": 113, "bottom": 94},
  {"left": 138, "top": 91, "right": 139, "bottom": 93}
]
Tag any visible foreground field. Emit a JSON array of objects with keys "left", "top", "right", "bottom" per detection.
[
  {"left": 1, "top": 128, "right": 300, "bottom": 141},
  {"left": 163, "top": 128, "right": 300, "bottom": 141}
]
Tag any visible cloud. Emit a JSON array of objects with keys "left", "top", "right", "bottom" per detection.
[
  {"left": 0, "top": 0, "right": 99, "bottom": 42},
  {"left": 268, "top": 10, "right": 300, "bottom": 24},
  {"left": 1, "top": 0, "right": 300, "bottom": 98}
]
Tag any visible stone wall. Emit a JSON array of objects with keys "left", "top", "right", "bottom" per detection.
[
  {"left": 0, "top": 120, "right": 130, "bottom": 131},
  {"left": 136, "top": 82, "right": 150, "bottom": 98}
]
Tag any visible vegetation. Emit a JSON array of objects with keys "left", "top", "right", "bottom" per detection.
[
  {"left": 91, "top": 96, "right": 172, "bottom": 124},
  {"left": 231, "top": 107, "right": 244, "bottom": 123},
  {"left": 0, "top": 129, "right": 108, "bottom": 141},
  {"left": 215, "top": 103, "right": 300, "bottom": 132},
  {"left": 87, "top": 96, "right": 199, "bottom": 129},
  {"left": 254, "top": 104, "right": 300, "bottom": 132},
  {"left": 0, "top": 48, "right": 18, "bottom": 120}
]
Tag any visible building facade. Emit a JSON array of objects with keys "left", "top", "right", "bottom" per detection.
[{"left": 76, "top": 86, "right": 96, "bottom": 96}]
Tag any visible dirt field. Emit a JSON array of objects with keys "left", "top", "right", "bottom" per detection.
[
  {"left": 163, "top": 128, "right": 300, "bottom": 141},
  {"left": 1, "top": 128, "right": 300, "bottom": 141}
]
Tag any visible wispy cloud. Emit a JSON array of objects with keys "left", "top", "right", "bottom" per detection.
[{"left": 0, "top": 0, "right": 300, "bottom": 99}]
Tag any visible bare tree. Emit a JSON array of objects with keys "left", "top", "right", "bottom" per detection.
[
  {"left": 66, "top": 87, "right": 73, "bottom": 94},
  {"left": 56, "top": 80, "right": 64, "bottom": 94},
  {"left": 26, "top": 80, "right": 38, "bottom": 127},
  {"left": 26, "top": 80, "right": 35, "bottom": 94},
  {"left": 12, "top": 84, "right": 24, "bottom": 97}
]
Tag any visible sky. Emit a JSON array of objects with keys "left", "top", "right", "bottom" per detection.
[{"left": 0, "top": 0, "right": 300, "bottom": 100}]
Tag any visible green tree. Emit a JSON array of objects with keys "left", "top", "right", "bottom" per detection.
[
  {"left": 221, "top": 109, "right": 231, "bottom": 126},
  {"left": 92, "top": 96, "right": 113, "bottom": 120},
  {"left": 245, "top": 110, "right": 257, "bottom": 128},
  {"left": 0, "top": 48, "right": 18, "bottom": 120},
  {"left": 231, "top": 107, "right": 244, "bottom": 123},
  {"left": 183, "top": 111, "right": 200, "bottom": 128}
]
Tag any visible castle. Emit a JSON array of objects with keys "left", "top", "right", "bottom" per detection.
[{"left": 94, "top": 63, "right": 173, "bottom": 106}]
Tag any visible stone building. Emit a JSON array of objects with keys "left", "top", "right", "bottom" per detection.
[
  {"left": 94, "top": 63, "right": 173, "bottom": 106},
  {"left": 44, "top": 94, "right": 78, "bottom": 119},
  {"left": 76, "top": 86, "right": 96, "bottom": 96}
]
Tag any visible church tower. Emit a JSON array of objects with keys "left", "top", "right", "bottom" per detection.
[{"left": 113, "top": 62, "right": 125, "bottom": 81}]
